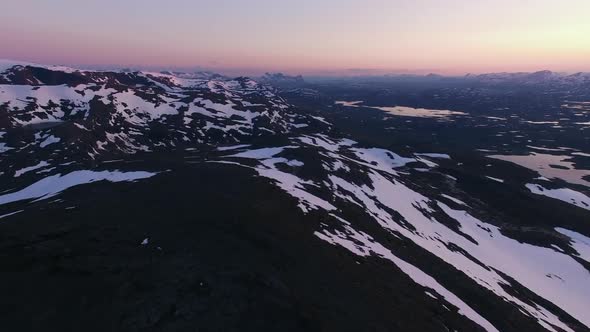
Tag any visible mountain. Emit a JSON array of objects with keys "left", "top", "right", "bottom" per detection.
[
  {"left": 1, "top": 61, "right": 589, "bottom": 332},
  {"left": 468, "top": 70, "right": 590, "bottom": 86},
  {"left": 0, "top": 63, "right": 313, "bottom": 165},
  {"left": 258, "top": 72, "right": 306, "bottom": 88}
]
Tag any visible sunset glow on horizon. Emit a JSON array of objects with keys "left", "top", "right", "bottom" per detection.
[{"left": 2, "top": 0, "right": 589, "bottom": 75}]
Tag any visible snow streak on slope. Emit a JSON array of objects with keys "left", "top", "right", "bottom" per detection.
[
  {"left": 315, "top": 217, "right": 500, "bottom": 332},
  {"left": 526, "top": 183, "right": 590, "bottom": 211},
  {"left": 14, "top": 161, "right": 50, "bottom": 177},
  {"left": 223, "top": 146, "right": 336, "bottom": 213},
  {"left": 0, "top": 170, "right": 157, "bottom": 206},
  {"left": 555, "top": 228, "right": 590, "bottom": 263},
  {"left": 220, "top": 136, "right": 588, "bottom": 332}
]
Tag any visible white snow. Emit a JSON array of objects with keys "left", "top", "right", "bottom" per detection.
[
  {"left": 241, "top": 101, "right": 264, "bottom": 107},
  {"left": 527, "top": 145, "right": 569, "bottom": 152},
  {"left": 195, "top": 98, "right": 259, "bottom": 123},
  {"left": 441, "top": 194, "right": 467, "bottom": 206},
  {"left": 437, "top": 203, "right": 585, "bottom": 331},
  {"left": 0, "top": 84, "right": 116, "bottom": 125},
  {"left": 1, "top": 72, "right": 293, "bottom": 152},
  {"left": 113, "top": 90, "right": 179, "bottom": 119},
  {"left": 0, "top": 143, "right": 12, "bottom": 153},
  {"left": 334, "top": 100, "right": 363, "bottom": 107},
  {"left": 526, "top": 184, "right": 590, "bottom": 211},
  {"left": 73, "top": 123, "right": 90, "bottom": 131},
  {"left": 320, "top": 169, "right": 584, "bottom": 331},
  {"left": 224, "top": 139, "right": 582, "bottom": 330},
  {"left": 297, "top": 134, "right": 354, "bottom": 152},
  {"left": 555, "top": 228, "right": 590, "bottom": 263},
  {"left": 352, "top": 148, "right": 415, "bottom": 174},
  {"left": 315, "top": 219, "right": 499, "bottom": 332},
  {"left": 415, "top": 153, "right": 451, "bottom": 159},
  {"left": 14, "top": 161, "right": 50, "bottom": 177},
  {"left": 0, "top": 170, "right": 158, "bottom": 206},
  {"left": 524, "top": 121, "right": 559, "bottom": 125},
  {"left": 415, "top": 156, "right": 438, "bottom": 168},
  {"left": 486, "top": 176, "right": 504, "bottom": 183},
  {"left": 224, "top": 147, "right": 335, "bottom": 213},
  {"left": 39, "top": 135, "right": 60, "bottom": 147},
  {"left": 310, "top": 115, "right": 331, "bottom": 125},
  {"left": 284, "top": 160, "right": 304, "bottom": 167},
  {"left": 217, "top": 144, "right": 251, "bottom": 151},
  {"left": 229, "top": 147, "right": 287, "bottom": 159},
  {"left": 255, "top": 158, "right": 336, "bottom": 213},
  {"left": 0, "top": 209, "right": 24, "bottom": 219}
]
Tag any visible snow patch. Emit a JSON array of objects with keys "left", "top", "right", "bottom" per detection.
[
  {"left": 526, "top": 184, "right": 590, "bottom": 211},
  {"left": 14, "top": 161, "right": 50, "bottom": 177},
  {"left": 315, "top": 219, "right": 499, "bottom": 332},
  {"left": 39, "top": 135, "right": 61, "bottom": 148},
  {"left": 486, "top": 176, "right": 504, "bottom": 183},
  {"left": 555, "top": 228, "right": 590, "bottom": 263},
  {"left": 0, "top": 170, "right": 158, "bottom": 206}
]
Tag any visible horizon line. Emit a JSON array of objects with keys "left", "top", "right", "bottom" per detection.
[{"left": 1, "top": 57, "right": 589, "bottom": 78}]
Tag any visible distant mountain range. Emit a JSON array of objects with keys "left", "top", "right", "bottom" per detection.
[
  {"left": 465, "top": 70, "right": 590, "bottom": 85},
  {"left": 258, "top": 69, "right": 590, "bottom": 85}
]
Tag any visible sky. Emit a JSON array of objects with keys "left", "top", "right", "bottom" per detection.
[{"left": 1, "top": 0, "right": 589, "bottom": 75}]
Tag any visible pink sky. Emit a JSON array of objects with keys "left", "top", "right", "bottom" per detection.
[{"left": 1, "top": 0, "right": 589, "bottom": 75}]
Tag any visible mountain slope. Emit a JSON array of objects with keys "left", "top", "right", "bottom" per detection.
[{"left": 1, "top": 62, "right": 589, "bottom": 332}]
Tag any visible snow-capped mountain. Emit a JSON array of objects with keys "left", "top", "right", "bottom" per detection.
[
  {"left": 0, "top": 62, "right": 318, "bottom": 170},
  {"left": 1, "top": 61, "right": 589, "bottom": 332}
]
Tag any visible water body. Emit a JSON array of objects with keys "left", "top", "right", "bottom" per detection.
[
  {"left": 488, "top": 153, "right": 590, "bottom": 187},
  {"left": 335, "top": 101, "right": 467, "bottom": 118}
]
